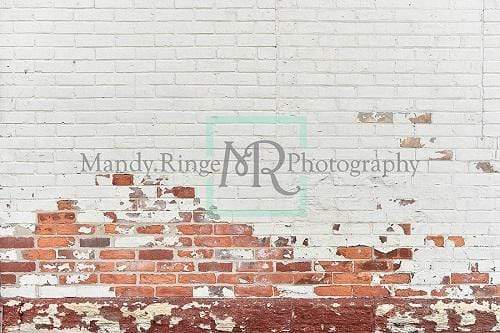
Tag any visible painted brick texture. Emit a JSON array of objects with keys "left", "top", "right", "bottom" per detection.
[
  {"left": 1, "top": 180, "right": 498, "bottom": 302},
  {"left": 1, "top": 0, "right": 500, "bottom": 331}
]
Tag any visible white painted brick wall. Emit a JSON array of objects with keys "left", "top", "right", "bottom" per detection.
[{"left": 0, "top": 0, "right": 499, "bottom": 294}]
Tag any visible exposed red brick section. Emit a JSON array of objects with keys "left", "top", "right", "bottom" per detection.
[
  {"left": 1, "top": 183, "right": 497, "bottom": 316},
  {"left": 3, "top": 298, "right": 500, "bottom": 332}
]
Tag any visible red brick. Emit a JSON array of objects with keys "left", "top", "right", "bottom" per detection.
[
  {"left": 448, "top": 236, "right": 465, "bottom": 247},
  {"left": 36, "top": 224, "right": 95, "bottom": 236},
  {"left": 140, "top": 274, "right": 176, "bottom": 284},
  {"left": 59, "top": 274, "right": 97, "bottom": 284},
  {"left": 336, "top": 246, "right": 372, "bottom": 259},
  {"left": 112, "top": 174, "right": 133, "bottom": 186},
  {"left": 400, "top": 137, "right": 424, "bottom": 148},
  {"left": 255, "top": 248, "right": 293, "bottom": 260},
  {"left": 116, "top": 286, "right": 154, "bottom": 297},
  {"left": 217, "top": 273, "right": 255, "bottom": 284},
  {"left": 35, "top": 225, "right": 57, "bottom": 235},
  {"left": 235, "top": 285, "right": 273, "bottom": 297},
  {"left": 179, "top": 212, "right": 193, "bottom": 222},
  {"left": 171, "top": 186, "right": 195, "bottom": 198},
  {"left": 38, "top": 237, "right": 74, "bottom": 248},
  {"left": 100, "top": 274, "right": 136, "bottom": 284},
  {"left": 177, "top": 224, "right": 212, "bottom": 235},
  {"left": 178, "top": 273, "right": 216, "bottom": 284},
  {"left": 255, "top": 274, "right": 294, "bottom": 284},
  {"left": 116, "top": 262, "right": 155, "bottom": 272},
  {"left": 104, "top": 211, "right": 117, "bottom": 223},
  {"left": 381, "top": 273, "right": 412, "bottom": 284},
  {"left": 237, "top": 261, "right": 273, "bottom": 272},
  {"left": 354, "top": 260, "right": 392, "bottom": 272},
  {"left": 194, "top": 236, "right": 232, "bottom": 247},
  {"left": 293, "top": 273, "right": 332, "bottom": 285},
  {"left": 276, "top": 261, "right": 311, "bottom": 272},
  {"left": 0, "top": 237, "right": 34, "bottom": 248},
  {"left": 331, "top": 273, "right": 372, "bottom": 284},
  {"left": 57, "top": 200, "right": 78, "bottom": 210},
  {"left": 198, "top": 262, "right": 233, "bottom": 272},
  {"left": 472, "top": 285, "right": 500, "bottom": 298},
  {"left": 232, "top": 236, "right": 269, "bottom": 247},
  {"left": 398, "top": 223, "right": 412, "bottom": 235},
  {"left": 156, "top": 286, "right": 193, "bottom": 297},
  {"left": 353, "top": 286, "right": 390, "bottom": 297},
  {"left": 314, "top": 286, "right": 353, "bottom": 296},
  {"left": 138, "top": 249, "right": 173, "bottom": 260},
  {"left": 38, "top": 212, "right": 76, "bottom": 224},
  {"left": 137, "top": 225, "right": 164, "bottom": 234},
  {"left": 426, "top": 235, "right": 445, "bottom": 247},
  {"left": 394, "top": 288, "right": 428, "bottom": 297},
  {"left": 374, "top": 248, "right": 413, "bottom": 259},
  {"left": 1, "top": 274, "right": 16, "bottom": 284},
  {"left": 22, "top": 249, "right": 56, "bottom": 260},
  {"left": 177, "top": 249, "right": 213, "bottom": 259},
  {"left": 76, "top": 262, "right": 114, "bottom": 272},
  {"left": 157, "top": 262, "right": 195, "bottom": 272},
  {"left": 80, "top": 238, "right": 110, "bottom": 247},
  {"left": 178, "top": 237, "right": 192, "bottom": 246},
  {"left": 100, "top": 250, "right": 135, "bottom": 260},
  {"left": 214, "top": 224, "right": 253, "bottom": 235},
  {"left": 314, "top": 261, "right": 352, "bottom": 272},
  {"left": 450, "top": 273, "right": 489, "bottom": 284},
  {"left": 0, "top": 262, "right": 35, "bottom": 272},
  {"left": 192, "top": 209, "right": 205, "bottom": 222},
  {"left": 104, "top": 224, "right": 134, "bottom": 235}
]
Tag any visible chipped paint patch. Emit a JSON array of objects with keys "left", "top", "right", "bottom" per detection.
[
  {"left": 209, "top": 313, "right": 236, "bottom": 332},
  {"left": 376, "top": 304, "right": 394, "bottom": 316}
]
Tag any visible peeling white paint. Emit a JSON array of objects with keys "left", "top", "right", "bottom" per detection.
[
  {"left": 19, "top": 274, "right": 58, "bottom": 286},
  {"left": 121, "top": 302, "right": 178, "bottom": 331},
  {"left": 78, "top": 226, "right": 93, "bottom": 234},
  {"left": 0, "top": 249, "right": 17, "bottom": 260},
  {"left": 65, "top": 274, "right": 92, "bottom": 284},
  {"left": 209, "top": 314, "right": 236, "bottom": 332},
  {"left": 376, "top": 304, "right": 394, "bottom": 316},
  {"left": 386, "top": 311, "right": 423, "bottom": 333}
]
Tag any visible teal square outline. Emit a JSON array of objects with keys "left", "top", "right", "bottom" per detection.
[{"left": 205, "top": 115, "right": 308, "bottom": 218}]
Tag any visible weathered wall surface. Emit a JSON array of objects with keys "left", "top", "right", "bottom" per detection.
[{"left": 1, "top": 0, "right": 500, "bottom": 331}]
